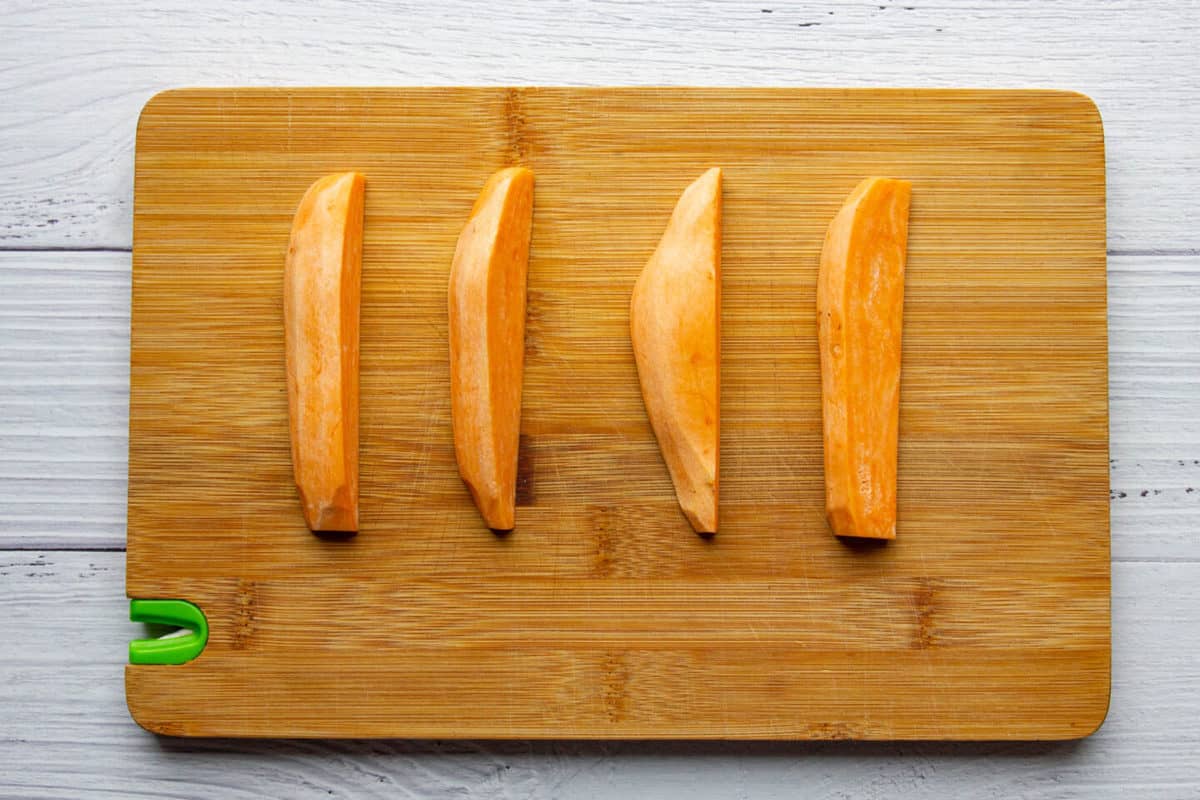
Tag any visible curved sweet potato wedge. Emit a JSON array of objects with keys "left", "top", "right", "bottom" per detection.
[
  {"left": 817, "top": 177, "right": 911, "bottom": 540},
  {"left": 630, "top": 168, "right": 722, "bottom": 535},
  {"left": 284, "top": 171, "right": 365, "bottom": 533},
  {"left": 449, "top": 167, "right": 535, "bottom": 531}
]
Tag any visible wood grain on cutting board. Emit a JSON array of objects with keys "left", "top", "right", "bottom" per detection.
[{"left": 126, "top": 88, "right": 1108, "bottom": 739}]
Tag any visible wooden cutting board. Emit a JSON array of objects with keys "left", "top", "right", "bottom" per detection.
[{"left": 126, "top": 88, "right": 1109, "bottom": 740}]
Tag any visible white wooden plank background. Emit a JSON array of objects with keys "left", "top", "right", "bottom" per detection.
[
  {"left": 3, "top": 0, "right": 1199, "bottom": 251},
  {"left": 0, "top": 1, "right": 1197, "bottom": 796}
]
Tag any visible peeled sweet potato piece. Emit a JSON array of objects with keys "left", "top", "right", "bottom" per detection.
[
  {"left": 449, "top": 167, "right": 534, "bottom": 531},
  {"left": 817, "top": 177, "right": 911, "bottom": 540},
  {"left": 630, "top": 168, "right": 722, "bottom": 535},
  {"left": 284, "top": 172, "right": 364, "bottom": 533}
]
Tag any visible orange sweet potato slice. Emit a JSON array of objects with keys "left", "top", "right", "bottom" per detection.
[
  {"left": 630, "top": 168, "right": 722, "bottom": 535},
  {"left": 817, "top": 177, "right": 912, "bottom": 540},
  {"left": 284, "top": 172, "right": 365, "bottom": 532},
  {"left": 449, "top": 167, "right": 535, "bottom": 531}
]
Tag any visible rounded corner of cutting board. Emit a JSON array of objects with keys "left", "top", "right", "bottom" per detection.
[{"left": 125, "top": 665, "right": 186, "bottom": 738}]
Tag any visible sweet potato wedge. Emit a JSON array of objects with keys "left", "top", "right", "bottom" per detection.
[
  {"left": 630, "top": 168, "right": 722, "bottom": 535},
  {"left": 449, "top": 167, "right": 535, "bottom": 531},
  {"left": 284, "top": 172, "right": 365, "bottom": 532},
  {"left": 817, "top": 177, "right": 911, "bottom": 540}
]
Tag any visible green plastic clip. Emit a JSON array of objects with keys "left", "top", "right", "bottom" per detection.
[{"left": 129, "top": 599, "right": 208, "bottom": 665}]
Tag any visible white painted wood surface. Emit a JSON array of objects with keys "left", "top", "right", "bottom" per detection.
[
  {"left": 2, "top": 1, "right": 1199, "bottom": 250},
  {"left": 0, "top": 1, "right": 1197, "bottom": 796}
]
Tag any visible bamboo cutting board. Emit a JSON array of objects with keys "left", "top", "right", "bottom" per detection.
[{"left": 127, "top": 88, "right": 1109, "bottom": 740}]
